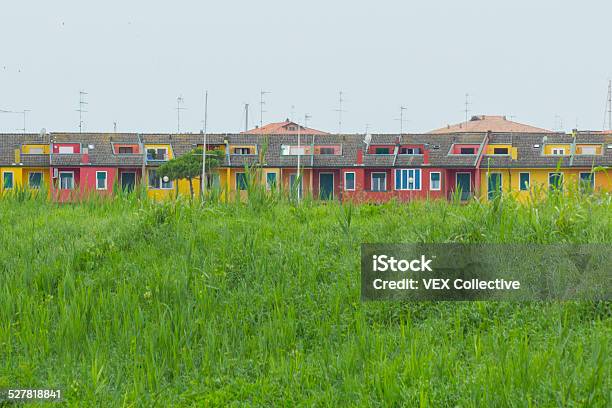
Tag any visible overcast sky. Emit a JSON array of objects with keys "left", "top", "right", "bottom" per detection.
[{"left": 1, "top": 1, "right": 611, "bottom": 134}]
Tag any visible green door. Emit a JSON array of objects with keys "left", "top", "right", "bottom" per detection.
[
  {"left": 121, "top": 172, "right": 136, "bottom": 192},
  {"left": 319, "top": 173, "right": 334, "bottom": 200},
  {"left": 487, "top": 173, "right": 502, "bottom": 200},
  {"left": 456, "top": 173, "right": 471, "bottom": 200}
]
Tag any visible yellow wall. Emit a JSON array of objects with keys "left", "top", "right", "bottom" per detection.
[
  {"left": 145, "top": 144, "right": 174, "bottom": 159},
  {"left": 485, "top": 144, "right": 517, "bottom": 160},
  {"left": 575, "top": 144, "right": 603, "bottom": 155},
  {"left": 480, "top": 168, "right": 612, "bottom": 201},
  {"left": 543, "top": 144, "right": 570, "bottom": 155},
  {"left": 1, "top": 167, "right": 51, "bottom": 194},
  {"left": 22, "top": 144, "right": 50, "bottom": 154}
]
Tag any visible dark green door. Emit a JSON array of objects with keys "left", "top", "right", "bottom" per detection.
[
  {"left": 319, "top": 173, "right": 334, "bottom": 200},
  {"left": 121, "top": 172, "right": 136, "bottom": 192},
  {"left": 456, "top": 173, "right": 471, "bottom": 200},
  {"left": 487, "top": 173, "right": 502, "bottom": 200}
]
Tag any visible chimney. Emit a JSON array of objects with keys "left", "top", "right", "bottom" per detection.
[
  {"left": 81, "top": 147, "right": 90, "bottom": 164},
  {"left": 423, "top": 149, "right": 429, "bottom": 165},
  {"left": 356, "top": 148, "right": 363, "bottom": 165}
]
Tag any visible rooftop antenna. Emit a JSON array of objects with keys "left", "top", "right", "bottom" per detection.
[
  {"left": 395, "top": 106, "right": 408, "bottom": 141},
  {"left": 304, "top": 113, "right": 311, "bottom": 129},
  {"left": 464, "top": 93, "right": 470, "bottom": 124},
  {"left": 364, "top": 123, "right": 370, "bottom": 135},
  {"left": 605, "top": 79, "right": 612, "bottom": 131},
  {"left": 113, "top": 122, "right": 117, "bottom": 133},
  {"left": 77, "top": 90, "right": 88, "bottom": 133},
  {"left": 244, "top": 103, "right": 249, "bottom": 132},
  {"left": 554, "top": 114, "right": 564, "bottom": 132},
  {"left": 176, "top": 95, "right": 185, "bottom": 133},
  {"left": 259, "top": 90, "right": 270, "bottom": 132},
  {"left": 334, "top": 91, "right": 346, "bottom": 134},
  {"left": 290, "top": 105, "right": 295, "bottom": 122},
  {"left": 201, "top": 90, "right": 208, "bottom": 199}
]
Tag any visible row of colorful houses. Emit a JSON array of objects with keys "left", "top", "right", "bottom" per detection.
[{"left": 1, "top": 119, "right": 611, "bottom": 203}]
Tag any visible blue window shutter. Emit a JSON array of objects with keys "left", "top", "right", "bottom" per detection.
[
  {"left": 415, "top": 170, "right": 421, "bottom": 190},
  {"left": 395, "top": 170, "right": 400, "bottom": 190}
]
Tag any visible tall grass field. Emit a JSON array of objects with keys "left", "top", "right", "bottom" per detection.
[{"left": 0, "top": 191, "right": 610, "bottom": 406}]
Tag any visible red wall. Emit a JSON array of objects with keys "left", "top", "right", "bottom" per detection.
[
  {"left": 52, "top": 143, "right": 81, "bottom": 153},
  {"left": 340, "top": 167, "right": 448, "bottom": 203}
]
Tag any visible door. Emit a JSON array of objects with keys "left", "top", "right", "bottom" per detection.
[
  {"left": 121, "top": 172, "right": 136, "bottom": 192},
  {"left": 456, "top": 173, "right": 471, "bottom": 200},
  {"left": 319, "top": 173, "right": 334, "bottom": 200},
  {"left": 487, "top": 173, "right": 502, "bottom": 200},
  {"left": 289, "top": 174, "right": 302, "bottom": 199}
]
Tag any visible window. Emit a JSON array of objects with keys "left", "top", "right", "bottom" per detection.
[
  {"left": 3, "top": 172, "right": 14, "bottom": 189},
  {"left": 236, "top": 173, "right": 248, "bottom": 190},
  {"left": 233, "top": 147, "right": 251, "bottom": 155},
  {"left": 147, "top": 148, "right": 167, "bottom": 160},
  {"left": 289, "top": 174, "right": 302, "bottom": 199},
  {"left": 493, "top": 147, "right": 509, "bottom": 155},
  {"left": 430, "top": 172, "right": 441, "bottom": 191},
  {"left": 148, "top": 169, "right": 172, "bottom": 189},
  {"left": 206, "top": 173, "right": 220, "bottom": 189},
  {"left": 395, "top": 169, "right": 421, "bottom": 190},
  {"left": 29, "top": 172, "right": 42, "bottom": 189},
  {"left": 118, "top": 146, "right": 134, "bottom": 154},
  {"left": 96, "top": 171, "right": 108, "bottom": 190},
  {"left": 551, "top": 148, "right": 565, "bottom": 155},
  {"left": 319, "top": 147, "right": 335, "bottom": 155},
  {"left": 400, "top": 147, "right": 420, "bottom": 155},
  {"left": 27, "top": 147, "right": 44, "bottom": 154},
  {"left": 59, "top": 172, "right": 74, "bottom": 190},
  {"left": 266, "top": 172, "right": 277, "bottom": 190},
  {"left": 344, "top": 172, "right": 355, "bottom": 191},
  {"left": 375, "top": 147, "right": 390, "bottom": 154},
  {"left": 579, "top": 172, "right": 594, "bottom": 192},
  {"left": 549, "top": 172, "right": 563, "bottom": 191},
  {"left": 58, "top": 146, "right": 75, "bottom": 154},
  {"left": 459, "top": 147, "right": 475, "bottom": 154},
  {"left": 579, "top": 146, "right": 597, "bottom": 155},
  {"left": 371, "top": 172, "right": 387, "bottom": 192},
  {"left": 487, "top": 173, "right": 503, "bottom": 200},
  {"left": 519, "top": 173, "right": 530, "bottom": 191}
]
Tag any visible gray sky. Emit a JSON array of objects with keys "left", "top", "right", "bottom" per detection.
[{"left": 1, "top": 0, "right": 611, "bottom": 134}]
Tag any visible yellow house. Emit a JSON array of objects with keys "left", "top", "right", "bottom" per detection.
[
  {"left": 480, "top": 136, "right": 611, "bottom": 201},
  {"left": 1, "top": 142, "right": 51, "bottom": 194}
]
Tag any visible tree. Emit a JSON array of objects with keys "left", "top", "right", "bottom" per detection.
[{"left": 157, "top": 148, "right": 223, "bottom": 199}]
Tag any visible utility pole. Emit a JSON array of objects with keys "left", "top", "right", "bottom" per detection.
[
  {"left": 334, "top": 91, "right": 346, "bottom": 134},
  {"left": 176, "top": 95, "right": 185, "bottom": 133},
  {"left": 297, "top": 109, "right": 301, "bottom": 202},
  {"left": 201, "top": 90, "right": 208, "bottom": 199},
  {"left": 77, "top": 90, "right": 88, "bottom": 133}
]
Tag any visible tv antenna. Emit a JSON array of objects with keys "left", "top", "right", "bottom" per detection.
[
  {"left": 334, "top": 91, "right": 346, "bottom": 134},
  {"left": 604, "top": 80, "right": 612, "bottom": 131},
  {"left": 395, "top": 106, "right": 408, "bottom": 137},
  {"left": 176, "top": 95, "right": 185, "bottom": 133},
  {"left": 243, "top": 103, "right": 249, "bottom": 132},
  {"left": 259, "top": 90, "right": 270, "bottom": 132},
  {"left": 554, "top": 114, "right": 564, "bottom": 132},
  {"left": 77, "top": 90, "right": 88, "bottom": 133},
  {"left": 304, "top": 113, "right": 311, "bottom": 129},
  {"left": 464, "top": 93, "right": 470, "bottom": 124}
]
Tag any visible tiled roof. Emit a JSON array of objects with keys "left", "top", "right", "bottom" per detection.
[
  {"left": 242, "top": 119, "right": 329, "bottom": 135},
  {"left": 51, "top": 133, "right": 144, "bottom": 167},
  {"left": 0, "top": 133, "right": 50, "bottom": 166},
  {"left": 429, "top": 115, "right": 552, "bottom": 134}
]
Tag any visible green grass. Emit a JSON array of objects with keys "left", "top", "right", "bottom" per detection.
[{"left": 0, "top": 191, "right": 610, "bottom": 407}]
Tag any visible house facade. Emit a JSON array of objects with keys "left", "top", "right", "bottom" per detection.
[{"left": 0, "top": 125, "right": 610, "bottom": 202}]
